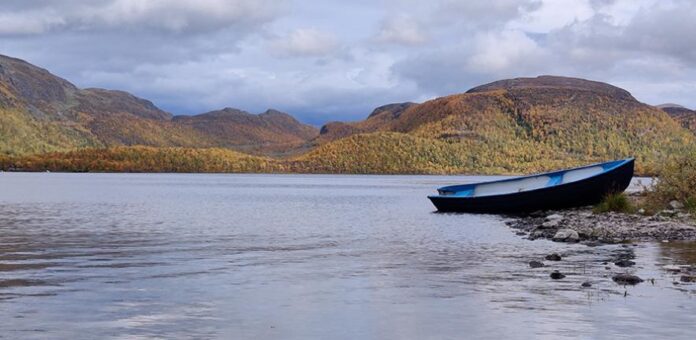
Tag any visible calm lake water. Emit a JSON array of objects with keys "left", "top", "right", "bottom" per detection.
[{"left": 0, "top": 173, "right": 695, "bottom": 339}]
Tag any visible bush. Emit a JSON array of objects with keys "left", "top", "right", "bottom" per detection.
[
  {"left": 594, "top": 192, "right": 634, "bottom": 213},
  {"left": 645, "top": 150, "right": 696, "bottom": 212}
]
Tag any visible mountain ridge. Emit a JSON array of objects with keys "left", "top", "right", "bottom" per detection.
[
  {"left": 0, "top": 54, "right": 318, "bottom": 155},
  {"left": 1, "top": 54, "right": 694, "bottom": 175}
]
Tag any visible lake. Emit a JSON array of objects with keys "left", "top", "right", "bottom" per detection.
[{"left": 1, "top": 173, "right": 695, "bottom": 339}]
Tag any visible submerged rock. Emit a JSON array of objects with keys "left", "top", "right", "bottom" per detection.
[
  {"left": 612, "top": 273, "right": 643, "bottom": 285},
  {"left": 550, "top": 271, "right": 566, "bottom": 279},
  {"left": 680, "top": 275, "right": 696, "bottom": 283},
  {"left": 662, "top": 265, "right": 685, "bottom": 272},
  {"left": 529, "top": 261, "right": 545, "bottom": 268},
  {"left": 581, "top": 281, "right": 592, "bottom": 288},
  {"left": 553, "top": 229, "right": 580, "bottom": 242},
  {"left": 582, "top": 240, "right": 602, "bottom": 247},
  {"left": 545, "top": 253, "right": 562, "bottom": 261},
  {"left": 614, "top": 260, "right": 636, "bottom": 267}
]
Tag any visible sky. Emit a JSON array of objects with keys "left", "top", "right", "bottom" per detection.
[{"left": 1, "top": 0, "right": 695, "bottom": 125}]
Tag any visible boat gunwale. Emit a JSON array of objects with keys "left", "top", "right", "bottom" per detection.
[{"left": 429, "top": 158, "right": 634, "bottom": 200}]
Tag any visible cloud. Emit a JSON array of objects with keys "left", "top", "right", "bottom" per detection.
[
  {"left": 467, "top": 30, "right": 544, "bottom": 72},
  {"left": 268, "top": 28, "right": 339, "bottom": 57},
  {"left": 0, "top": 0, "right": 284, "bottom": 35},
  {"left": 3, "top": 0, "right": 696, "bottom": 124},
  {"left": 434, "top": 0, "right": 542, "bottom": 27},
  {"left": 375, "top": 14, "right": 428, "bottom": 45}
]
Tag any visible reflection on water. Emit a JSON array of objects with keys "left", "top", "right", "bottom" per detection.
[
  {"left": 659, "top": 242, "right": 696, "bottom": 265},
  {"left": 0, "top": 173, "right": 695, "bottom": 339}
]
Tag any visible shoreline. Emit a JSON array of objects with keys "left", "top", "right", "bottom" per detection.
[
  {"left": 505, "top": 195, "right": 696, "bottom": 244},
  {"left": 504, "top": 192, "right": 696, "bottom": 285}
]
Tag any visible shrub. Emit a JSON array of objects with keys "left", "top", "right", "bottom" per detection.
[
  {"left": 594, "top": 192, "right": 634, "bottom": 213},
  {"left": 645, "top": 150, "right": 696, "bottom": 213}
]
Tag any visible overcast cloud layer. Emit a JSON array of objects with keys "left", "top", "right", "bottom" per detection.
[{"left": 1, "top": 0, "right": 695, "bottom": 124}]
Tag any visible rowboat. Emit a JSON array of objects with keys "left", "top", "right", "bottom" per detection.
[{"left": 428, "top": 158, "right": 634, "bottom": 213}]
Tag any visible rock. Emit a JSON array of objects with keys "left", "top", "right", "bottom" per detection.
[
  {"left": 614, "top": 260, "right": 636, "bottom": 267},
  {"left": 670, "top": 200, "right": 685, "bottom": 210},
  {"left": 612, "top": 273, "right": 644, "bottom": 285},
  {"left": 550, "top": 270, "right": 566, "bottom": 280},
  {"left": 663, "top": 265, "right": 683, "bottom": 272},
  {"left": 581, "top": 281, "right": 592, "bottom": 288},
  {"left": 515, "top": 231, "right": 526, "bottom": 236},
  {"left": 680, "top": 275, "right": 696, "bottom": 283},
  {"left": 545, "top": 253, "right": 562, "bottom": 261},
  {"left": 659, "top": 209, "right": 677, "bottom": 217},
  {"left": 638, "top": 208, "right": 645, "bottom": 215},
  {"left": 541, "top": 219, "right": 561, "bottom": 228},
  {"left": 546, "top": 213, "right": 563, "bottom": 221},
  {"left": 552, "top": 229, "right": 580, "bottom": 242},
  {"left": 529, "top": 261, "right": 544, "bottom": 268}
]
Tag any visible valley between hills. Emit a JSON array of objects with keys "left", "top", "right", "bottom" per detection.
[{"left": 1, "top": 53, "right": 694, "bottom": 175}]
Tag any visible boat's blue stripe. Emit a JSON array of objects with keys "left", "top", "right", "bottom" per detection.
[{"left": 546, "top": 174, "right": 563, "bottom": 187}]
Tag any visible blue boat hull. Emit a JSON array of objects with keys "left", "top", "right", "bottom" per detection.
[{"left": 428, "top": 159, "right": 634, "bottom": 214}]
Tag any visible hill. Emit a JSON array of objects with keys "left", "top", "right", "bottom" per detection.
[
  {"left": 659, "top": 104, "right": 696, "bottom": 134},
  {"left": 173, "top": 108, "right": 317, "bottom": 155},
  {"left": 309, "top": 76, "right": 694, "bottom": 174},
  {"left": 0, "top": 54, "right": 318, "bottom": 155}
]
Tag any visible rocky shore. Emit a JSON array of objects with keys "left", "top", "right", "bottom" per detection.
[
  {"left": 506, "top": 195, "right": 696, "bottom": 286},
  {"left": 506, "top": 205, "right": 696, "bottom": 244}
]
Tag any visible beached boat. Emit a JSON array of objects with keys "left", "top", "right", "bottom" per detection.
[{"left": 428, "top": 158, "right": 635, "bottom": 213}]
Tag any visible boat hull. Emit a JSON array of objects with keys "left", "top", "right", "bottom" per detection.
[{"left": 429, "top": 159, "right": 634, "bottom": 214}]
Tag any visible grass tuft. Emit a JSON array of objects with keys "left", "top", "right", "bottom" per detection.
[{"left": 594, "top": 192, "right": 634, "bottom": 214}]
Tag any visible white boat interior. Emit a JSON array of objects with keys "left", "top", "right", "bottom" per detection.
[{"left": 456, "top": 166, "right": 605, "bottom": 198}]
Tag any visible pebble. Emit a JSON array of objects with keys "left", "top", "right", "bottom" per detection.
[
  {"left": 550, "top": 271, "right": 566, "bottom": 280},
  {"left": 529, "top": 261, "right": 545, "bottom": 268},
  {"left": 541, "top": 219, "right": 561, "bottom": 228},
  {"left": 545, "top": 253, "right": 562, "bottom": 261},
  {"left": 553, "top": 229, "right": 580, "bottom": 242},
  {"left": 612, "top": 273, "right": 644, "bottom": 285},
  {"left": 614, "top": 260, "right": 636, "bottom": 268}
]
